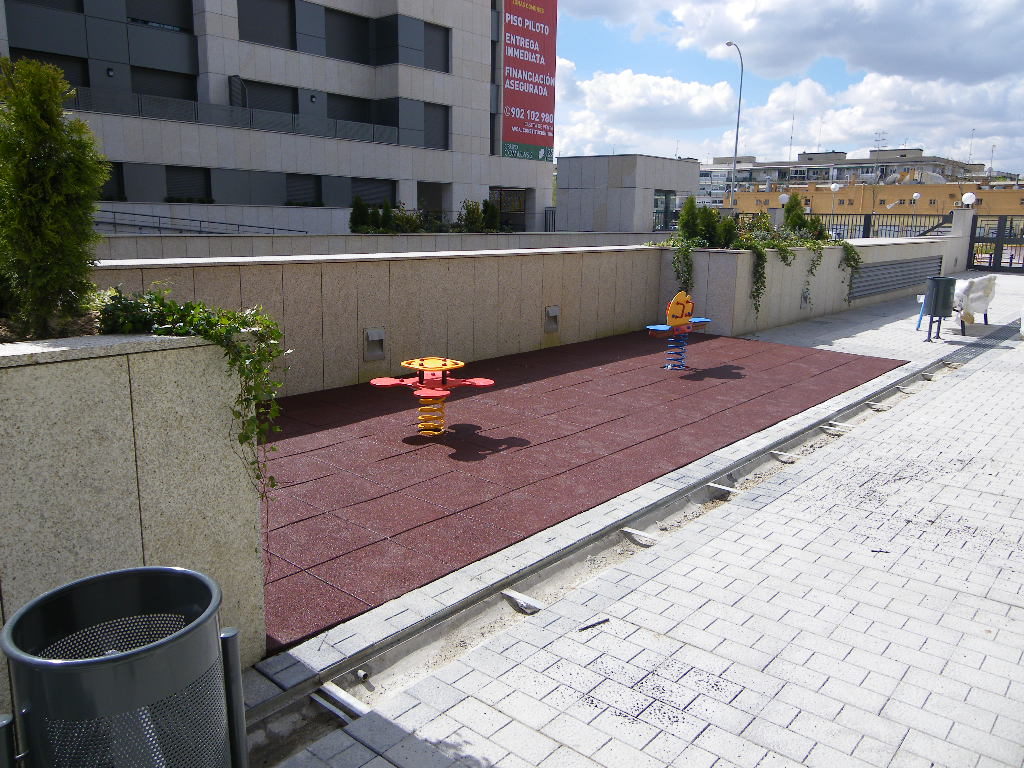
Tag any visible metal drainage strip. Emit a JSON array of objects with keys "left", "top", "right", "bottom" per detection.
[{"left": 940, "top": 319, "right": 1021, "bottom": 366}]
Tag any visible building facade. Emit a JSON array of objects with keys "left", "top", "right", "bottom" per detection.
[
  {"left": 0, "top": 0, "right": 555, "bottom": 232},
  {"left": 699, "top": 149, "right": 979, "bottom": 209},
  {"left": 556, "top": 154, "right": 699, "bottom": 232}
]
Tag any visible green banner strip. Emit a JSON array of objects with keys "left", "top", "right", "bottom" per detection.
[{"left": 502, "top": 141, "right": 554, "bottom": 162}]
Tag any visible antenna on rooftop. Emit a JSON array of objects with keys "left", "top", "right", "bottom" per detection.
[
  {"left": 788, "top": 110, "right": 795, "bottom": 162},
  {"left": 967, "top": 127, "right": 975, "bottom": 164}
]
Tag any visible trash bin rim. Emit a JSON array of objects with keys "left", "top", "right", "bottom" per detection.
[{"left": 0, "top": 566, "right": 222, "bottom": 668}]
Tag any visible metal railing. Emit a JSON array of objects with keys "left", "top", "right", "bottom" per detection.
[
  {"left": 69, "top": 87, "right": 410, "bottom": 146},
  {"left": 815, "top": 213, "right": 951, "bottom": 239},
  {"left": 95, "top": 208, "right": 308, "bottom": 235}
]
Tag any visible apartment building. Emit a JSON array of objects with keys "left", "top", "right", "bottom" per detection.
[
  {"left": 699, "top": 148, "right": 978, "bottom": 209},
  {"left": 0, "top": 0, "right": 556, "bottom": 232}
]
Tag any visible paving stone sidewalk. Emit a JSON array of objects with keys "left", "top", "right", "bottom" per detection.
[{"left": 274, "top": 275, "right": 1024, "bottom": 768}]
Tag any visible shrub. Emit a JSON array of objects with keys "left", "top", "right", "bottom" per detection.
[
  {"left": 718, "top": 215, "right": 738, "bottom": 248},
  {"left": 482, "top": 198, "right": 501, "bottom": 232},
  {"left": 0, "top": 57, "right": 109, "bottom": 337},
  {"left": 367, "top": 205, "right": 382, "bottom": 230},
  {"left": 455, "top": 200, "right": 486, "bottom": 232},
  {"left": 380, "top": 201, "right": 394, "bottom": 232},
  {"left": 783, "top": 193, "right": 808, "bottom": 231},
  {"left": 349, "top": 195, "right": 369, "bottom": 232}
]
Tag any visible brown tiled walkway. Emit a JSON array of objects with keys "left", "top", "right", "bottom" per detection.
[{"left": 262, "top": 332, "right": 905, "bottom": 649}]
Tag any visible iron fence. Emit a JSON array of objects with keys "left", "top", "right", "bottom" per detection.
[
  {"left": 969, "top": 215, "right": 1024, "bottom": 271},
  {"left": 94, "top": 209, "right": 308, "bottom": 235}
]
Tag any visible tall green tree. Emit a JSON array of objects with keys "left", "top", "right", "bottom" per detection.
[
  {"left": 697, "top": 205, "right": 720, "bottom": 246},
  {"left": 0, "top": 57, "right": 109, "bottom": 337},
  {"left": 679, "top": 195, "right": 700, "bottom": 239},
  {"left": 783, "top": 193, "right": 808, "bottom": 231}
]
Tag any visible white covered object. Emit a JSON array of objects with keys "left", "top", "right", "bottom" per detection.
[{"left": 953, "top": 274, "right": 996, "bottom": 324}]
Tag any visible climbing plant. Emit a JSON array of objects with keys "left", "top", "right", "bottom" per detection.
[{"left": 99, "top": 288, "right": 288, "bottom": 496}]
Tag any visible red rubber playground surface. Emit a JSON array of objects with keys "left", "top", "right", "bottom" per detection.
[{"left": 262, "top": 332, "right": 905, "bottom": 649}]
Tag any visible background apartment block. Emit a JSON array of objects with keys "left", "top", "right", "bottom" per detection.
[{"left": 0, "top": 0, "right": 554, "bottom": 233}]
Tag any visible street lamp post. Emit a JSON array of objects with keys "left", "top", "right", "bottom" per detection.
[{"left": 726, "top": 41, "right": 744, "bottom": 211}]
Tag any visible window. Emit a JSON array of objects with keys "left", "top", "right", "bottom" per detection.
[
  {"left": 847, "top": 199, "right": 853, "bottom": 205},
  {"left": 879, "top": 199, "right": 886, "bottom": 204},
  {"left": 286, "top": 174, "right": 321, "bottom": 205},
  {"left": 424, "top": 23, "right": 451, "bottom": 73},
  {"left": 127, "top": 0, "right": 193, "bottom": 32},
  {"left": 10, "top": 48, "right": 88, "bottom": 87},
  {"left": 325, "top": 8, "right": 371, "bottom": 64},
  {"left": 424, "top": 102, "right": 449, "bottom": 150},
  {"left": 131, "top": 67, "right": 197, "bottom": 100},
  {"left": 929, "top": 199, "right": 937, "bottom": 205},
  {"left": 20, "top": 0, "right": 82, "bottom": 11},
  {"left": 838, "top": 199, "right": 845, "bottom": 206},
  {"left": 244, "top": 80, "right": 298, "bottom": 113},
  {"left": 165, "top": 165, "right": 211, "bottom": 202},
  {"left": 101, "top": 162, "right": 125, "bottom": 201},
  {"left": 351, "top": 177, "right": 396, "bottom": 206},
  {"left": 327, "top": 93, "right": 373, "bottom": 124},
  {"left": 237, "top": 0, "right": 295, "bottom": 50}
]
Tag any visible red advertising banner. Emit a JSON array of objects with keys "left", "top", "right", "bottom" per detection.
[{"left": 501, "top": 0, "right": 557, "bottom": 162}]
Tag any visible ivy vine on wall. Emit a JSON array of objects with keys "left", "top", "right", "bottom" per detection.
[{"left": 100, "top": 288, "right": 288, "bottom": 496}]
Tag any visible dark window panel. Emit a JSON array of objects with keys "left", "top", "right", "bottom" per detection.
[
  {"left": 351, "top": 177, "right": 395, "bottom": 206},
  {"left": 126, "top": 0, "right": 193, "bottom": 32},
  {"left": 325, "top": 8, "right": 371, "bottom": 64},
  {"left": 372, "top": 98, "right": 398, "bottom": 128},
  {"left": 131, "top": 66, "right": 196, "bottom": 100},
  {"left": 424, "top": 23, "right": 449, "bottom": 73},
  {"left": 9, "top": 48, "right": 89, "bottom": 87},
  {"left": 237, "top": 0, "right": 295, "bottom": 50},
  {"left": 19, "top": 0, "right": 82, "bottom": 12},
  {"left": 100, "top": 162, "right": 125, "bottom": 201},
  {"left": 326, "top": 93, "right": 373, "bottom": 124},
  {"left": 285, "top": 173, "right": 321, "bottom": 204},
  {"left": 244, "top": 80, "right": 298, "bottom": 113},
  {"left": 165, "top": 165, "right": 210, "bottom": 200},
  {"left": 424, "top": 102, "right": 449, "bottom": 150}
]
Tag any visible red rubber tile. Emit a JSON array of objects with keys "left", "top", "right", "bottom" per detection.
[
  {"left": 267, "top": 514, "right": 385, "bottom": 568},
  {"left": 557, "top": 401, "right": 634, "bottom": 428},
  {"left": 310, "top": 539, "right": 455, "bottom": 605},
  {"left": 315, "top": 437, "right": 418, "bottom": 470},
  {"left": 263, "top": 489, "right": 324, "bottom": 530},
  {"left": 286, "top": 470, "right": 392, "bottom": 512},
  {"left": 330, "top": 491, "right": 451, "bottom": 536},
  {"left": 403, "top": 471, "right": 512, "bottom": 511},
  {"left": 263, "top": 553, "right": 300, "bottom": 584},
  {"left": 392, "top": 513, "right": 523, "bottom": 566},
  {"left": 348, "top": 450, "right": 453, "bottom": 490},
  {"left": 265, "top": 453, "right": 336, "bottom": 487},
  {"left": 265, "top": 572, "right": 370, "bottom": 649}
]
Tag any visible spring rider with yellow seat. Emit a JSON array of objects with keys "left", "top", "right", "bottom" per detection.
[
  {"left": 646, "top": 290, "right": 711, "bottom": 370},
  {"left": 370, "top": 357, "right": 494, "bottom": 436}
]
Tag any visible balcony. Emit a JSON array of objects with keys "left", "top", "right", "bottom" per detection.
[{"left": 69, "top": 87, "right": 403, "bottom": 146}]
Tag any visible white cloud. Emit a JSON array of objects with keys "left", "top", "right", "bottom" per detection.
[
  {"left": 555, "top": 64, "right": 734, "bottom": 157},
  {"left": 556, "top": 63, "right": 1024, "bottom": 171},
  {"left": 563, "top": 0, "right": 1024, "bottom": 85}
]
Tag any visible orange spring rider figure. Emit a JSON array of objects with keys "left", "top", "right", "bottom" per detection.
[
  {"left": 646, "top": 291, "right": 711, "bottom": 370},
  {"left": 370, "top": 357, "right": 494, "bottom": 436}
]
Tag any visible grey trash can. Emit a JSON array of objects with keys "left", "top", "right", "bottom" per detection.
[
  {"left": 924, "top": 276, "right": 956, "bottom": 318},
  {"left": 923, "top": 276, "right": 957, "bottom": 341},
  {"left": 1, "top": 567, "right": 247, "bottom": 768}
]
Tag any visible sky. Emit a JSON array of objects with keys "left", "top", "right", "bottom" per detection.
[{"left": 553, "top": 0, "right": 1024, "bottom": 174}]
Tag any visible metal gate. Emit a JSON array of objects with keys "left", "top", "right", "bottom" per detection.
[{"left": 970, "top": 215, "right": 1024, "bottom": 271}]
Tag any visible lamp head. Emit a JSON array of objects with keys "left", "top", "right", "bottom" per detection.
[
  {"left": 726, "top": 41, "right": 735, "bottom": 47},
  {"left": 778, "top": 193, "right": 790, "bottom": 205},
  {"left": 962, "top": 192, "right": 977, "bottom": 206},
  {"left": 830, "top": 183, "right": 840, "bottom": 193}
]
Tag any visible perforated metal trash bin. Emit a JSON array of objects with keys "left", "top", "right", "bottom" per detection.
[{"left": 0, "top": 567, "right": 248, "bottom": 768}]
